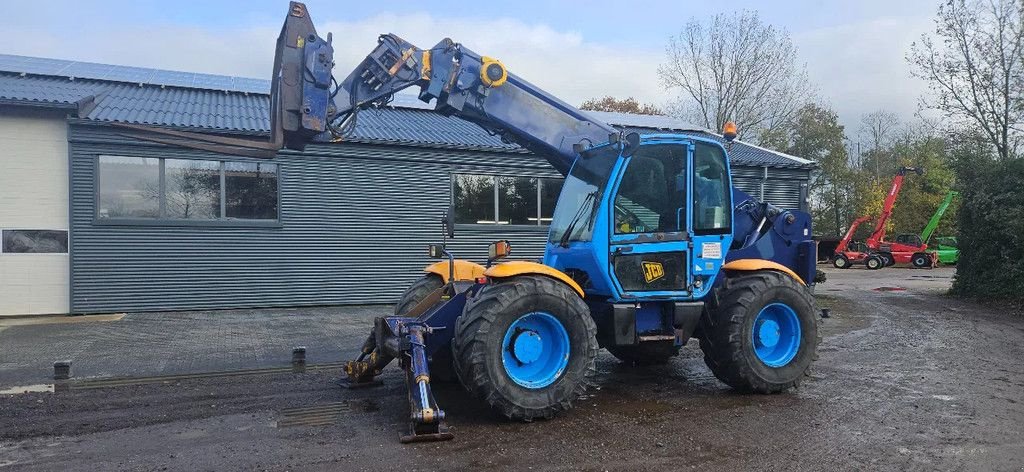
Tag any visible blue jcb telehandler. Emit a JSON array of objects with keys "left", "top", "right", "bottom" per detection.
[{"left": 126, "top": 2, "right": 822, "bottom": 443}]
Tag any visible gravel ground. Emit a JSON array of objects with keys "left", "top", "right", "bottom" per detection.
[{"left": 1, "top": 266, "right": 1022, "bottom": 471}]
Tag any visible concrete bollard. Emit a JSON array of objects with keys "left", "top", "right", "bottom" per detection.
[
  {"left": 53, "top": 360, "right": 72, "bottom": 380},
  {"left": 292, "top": 347, "right": 307, "bottom": 373}
]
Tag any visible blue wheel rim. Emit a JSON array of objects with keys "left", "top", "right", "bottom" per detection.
[
  {"left": 501, "top": 312, "right": 570, "bottom": 389},
  {"left": 751, "top": 303, "right": 801, "bottom": 367}
]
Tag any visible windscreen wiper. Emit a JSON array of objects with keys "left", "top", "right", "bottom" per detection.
[{"left": 558, "top": 191, "right": 598, "bottom": 248}]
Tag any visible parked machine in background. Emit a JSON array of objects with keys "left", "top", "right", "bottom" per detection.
[
  {"left": 933, "top": 236, "right": 960, "bottom": 265},
  {"left": 832, "top": 215, "right": 880, "bottom": 269},
  {"left": 833, "top": 167, "right": 925, "bottom": 270},
  {"left": 890, "top": 190, "right": 959, "bottom": 266}
]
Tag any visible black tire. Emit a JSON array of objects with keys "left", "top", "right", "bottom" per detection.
[
  {"left": 865, "top": 255, "right": 884, "bottom": 270},
  {"left": 606, "top": 341, "right": 680, "bottom": 365},
  {"left": 394, "top": 274, "right": 457, "bottom": 381},
  {"left": 880, "top": 253, "right": 895, "bottom": 267},
  {"left": 394, "top": 274, "right": 444, "bottom": 316},
  {"left": 699, "top": 270, "right": 818, "bottom": 393},
  {"left": 452, "top": 275, "right": 598, "bottom": 420},
  {"left": 832, "top": 255, "right": 850, "bottom": 269},
  {"left": 911, "top": 253, "right": 931, "bottom": 269}
]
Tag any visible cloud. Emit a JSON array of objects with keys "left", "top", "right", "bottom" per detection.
[
  {"left": 0, "top": 13, "right": 667, "bottom": 109},
  {"left": 0, "top": 8, "right": 936, "bottom": 132},
  {"left": 793, "top": 15, "right": 934, "bottom": 131}
]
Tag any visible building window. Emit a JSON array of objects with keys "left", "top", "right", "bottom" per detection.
[
  {"left": 98, "top": 156, "right": 160, "bottom": 218},
  {"left": 97, "top": 156, "right": 279, "bottom": 222},
  {"left": 1, "top": 230, "right": 69, "bottom": 254},
  {"left": 164, "top": 159, "right": 221, "bottom": 220},
  {"left": 452, "top": 173, "right": 563, "bottom": 226},
  {"left": 225, "top": 162, "right": 279, "bottom": 220}
]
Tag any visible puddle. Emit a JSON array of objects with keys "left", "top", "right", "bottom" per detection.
[
  {"left": 873, "top": 287, "right": 906, "bottom": 292},
  {"left": 0, "top": 384, "right": 54, "bottom": 395}
]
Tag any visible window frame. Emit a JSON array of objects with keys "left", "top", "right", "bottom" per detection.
[
  {"left": 94, "top": 155, "right": 282, "bottom": 227},
  {"left": 450, "top": 172, "right": 563, "bottom": 230}
]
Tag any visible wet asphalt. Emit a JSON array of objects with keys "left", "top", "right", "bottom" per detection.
[{"left": 1, "top": 266, "right": 1022, "bottom": 471}]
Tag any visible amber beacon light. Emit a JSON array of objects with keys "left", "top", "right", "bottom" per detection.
[{"left": 723, "top": 121, "right": 738, "bottom": 142}]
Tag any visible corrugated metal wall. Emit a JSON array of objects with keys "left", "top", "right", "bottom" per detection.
[
  {"left": 69, "top": 124, "right": 809, "bottom": 313},
  {"left": 731, "top": 166, "right": 808, "bottom": 211}
]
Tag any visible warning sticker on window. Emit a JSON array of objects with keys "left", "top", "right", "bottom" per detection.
[{"left": 702, "top": 242, "right": 722, "bottom": 259}]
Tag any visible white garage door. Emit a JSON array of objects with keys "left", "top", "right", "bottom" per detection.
[{"left": 0, "top": 111, "right": 69, "bottom": 315}]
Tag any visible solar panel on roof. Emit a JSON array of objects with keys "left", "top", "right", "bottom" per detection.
[
  {"left": 193, "top": 75, "right": 235, "bottom": 90},
  {"left": 0, "top": 53, "right": 269, "bottom": 94},
  {"left": 110, "top": 67, "right": 155, "bottom": 83}
]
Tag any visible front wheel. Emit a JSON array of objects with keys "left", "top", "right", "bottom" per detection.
[
  {"left": 865, "top": 255, "right": 884, "bottom": 270},
  {"left": 699, "top": 270, "right": 818, "bottom": 393},
  {"left": 452, "top": 275, "right": 598, "bottom": 420}
]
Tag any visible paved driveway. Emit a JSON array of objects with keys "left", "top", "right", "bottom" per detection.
[{"left": 0, "top": 305, "right": 386, "bottom": 388}]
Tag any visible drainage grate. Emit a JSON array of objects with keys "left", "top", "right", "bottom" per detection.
[{"left": 276, "top": 401, "right": 351, "bottom": 428}]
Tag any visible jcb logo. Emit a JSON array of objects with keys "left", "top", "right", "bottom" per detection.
[{"left": 642, "top": 261, "right": 665, "bottom": 283}]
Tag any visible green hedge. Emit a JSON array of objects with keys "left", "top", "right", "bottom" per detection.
[{"left": 950, "top": 156, "right": 1024, "bottom": 301}]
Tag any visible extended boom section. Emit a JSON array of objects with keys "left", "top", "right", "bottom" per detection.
[{"left": 329, "top": 34, "right": 616, "bottom": 175}]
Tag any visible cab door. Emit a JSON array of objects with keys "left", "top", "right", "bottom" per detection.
[
  {"left": 607, "top": 140, "right": 694, "bottom": 299},
  {"left": 688, "top": 141, "right": 734, "bottom": 293}
]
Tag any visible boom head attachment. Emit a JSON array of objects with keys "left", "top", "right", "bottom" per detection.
[{"left": 272, "top": 2, "right": 337, "bottom": 150}]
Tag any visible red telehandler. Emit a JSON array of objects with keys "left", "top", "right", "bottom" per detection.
[{"left": 833, "top": 167, "right": 924, "bottom": 270}]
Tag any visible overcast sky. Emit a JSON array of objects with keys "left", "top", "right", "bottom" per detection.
[{"left": 0, "top": 0, "right": 939, "bottom": 137}]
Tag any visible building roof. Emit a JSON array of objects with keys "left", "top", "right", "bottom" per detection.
[{"left": 0, "top": 53, "right": 813, "bottom": 168}]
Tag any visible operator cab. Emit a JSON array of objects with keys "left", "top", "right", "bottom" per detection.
[
  {"left": 894, "top": 234, "right": 924, "bottom": 247},
  {"left": 545, "top": 134, "right": 734, "bottom": 302}
]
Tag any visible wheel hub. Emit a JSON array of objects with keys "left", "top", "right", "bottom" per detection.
[
  {"left": 755, "top": 319, "right": 781, "bottom": 348},
  {"left": 511, "top": 330, "right": 543, "bottom": 364},
  {"left": 750, "top": 302, "right": 802, "bottom": 368},
  {"left": 500, "top": 312, "right": 571, "bottom": 389}
]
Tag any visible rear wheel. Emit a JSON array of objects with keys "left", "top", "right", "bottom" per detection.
[
  {"left": 832, "top": 254, "right": 850, "bottom": 269},
  {"left": 394, "top": 274, "right": 456, "bottom": 381},
  {"left": 911, "top": 253, "right": 932, "bottom": 269},
  {"left": 394, "top": 274, "right": 444, "bottom": 316},
  {"left": 452, "top": 275, "right": 598, "bottom": 420},
  {"left": 880, "top": 253, "right": 895, "bottom": 267},
  {"left": 865, "top": 255, "right": 884, "bottom": 270},
  {"left": 699, "top": 270, "right": 818, "bottom": 393},
  {"left": 606, "top": 341, "right": 680, "bottom": 365}
]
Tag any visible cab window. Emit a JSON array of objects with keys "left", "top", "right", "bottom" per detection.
[
  {"left": 692, "top": 142, "right": 731, "bottom": 235},
  {"left": 613, "top": 144, "right": 688, "bottom": 234}
]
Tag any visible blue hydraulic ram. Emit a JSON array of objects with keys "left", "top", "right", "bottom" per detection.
[{"left": 123, "top": 2, "right": 824, "bottom": 443}]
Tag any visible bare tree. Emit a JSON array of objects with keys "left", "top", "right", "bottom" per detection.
[
  {"left": 909, "top": 0, "right": 1024, "bottom": 160},
  {"left": 858, "top": 110, "right": 901, "bottom": 177},
  {"left": 658, "top": 11, "right": 813, "bottom": 139},
  {"left": 580, "top": 96, "right": 663, "bottom": 115}
]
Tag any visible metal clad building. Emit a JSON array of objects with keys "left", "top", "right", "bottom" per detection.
[{"left": 0, "top": 54, "right": 815, "bottom": 315}]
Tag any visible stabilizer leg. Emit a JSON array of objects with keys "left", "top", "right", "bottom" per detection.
[{"left": 399, "top": 324, "right": 453, "bottom": 443}]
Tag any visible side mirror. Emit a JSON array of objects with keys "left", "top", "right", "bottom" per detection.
[
  {"left": 488, "top": 240, "right": 511, "bottom": 263},
  {"left": 428, "top": 243, "right": 447, "bottom": 259}
]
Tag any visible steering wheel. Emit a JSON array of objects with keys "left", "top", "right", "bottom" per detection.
[{"left": 614, "top": 204, "right": 645, "bottom": 233}]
